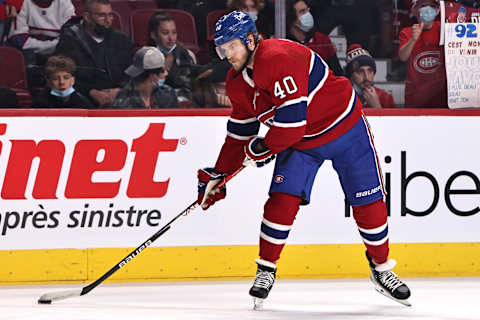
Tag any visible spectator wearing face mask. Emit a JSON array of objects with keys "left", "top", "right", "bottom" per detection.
[
  {"left": 398, "top": 0, "right": 447, "bottom": 107},
  {"left": 286, "top": 0, "right": 343, "bottom": 76},
  {"left": 147, "top": 11, "right": 203, "bottom": 105},
  {"left": 345, "top": 44, "right": 394, "bottom": 108},
  {"left": 33, "top": 55, "right": 93, "bottom": 108},
  {"left": 55, "top": 0, "right": 135, "bottom": 107},
  {"left": 112, "top": 46, "right": 178, "bottom": 108}
]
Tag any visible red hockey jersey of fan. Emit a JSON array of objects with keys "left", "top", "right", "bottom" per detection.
[{"left": 215, "top": 39, "right": 362, "bottom": 175}]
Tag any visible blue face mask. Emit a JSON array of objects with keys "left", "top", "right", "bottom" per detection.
[
  {"left": 50, "top": 87, "right": 75, "bottom": 98},
  {"left": 299, "top": 12, "right": 314, "bottom": 32},
  {"left": 419, "top": 6, "right": 437, "bottom": 23},
  {"left": 154, "top": 78, "right": 165, "bottom": 88},
  {"left": 157, "top": 43, "right": 176, "bottom": 55},
  {"left": 247, "top": 12, "right": 258, "bottom": 22}
]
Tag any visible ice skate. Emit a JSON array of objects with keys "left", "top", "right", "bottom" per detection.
[
  {"left": 249, "top": 259, "right": 276, "bottom": 310},
  {"left": 366, "top": 251, "right": 411, "bottom": 307}
]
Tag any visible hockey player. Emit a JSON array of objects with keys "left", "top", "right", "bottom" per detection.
[{"left": 197, "top": 11, "right": 411, "bottom": 309}]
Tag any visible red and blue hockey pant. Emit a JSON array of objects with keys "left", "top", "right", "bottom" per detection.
[{"left": 259, "top": 116, "right": 389, "bottom": 265}]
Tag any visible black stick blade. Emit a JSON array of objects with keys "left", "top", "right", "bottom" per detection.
[{"left": 37, "top": 299, "right": 52, "bottom": 304}]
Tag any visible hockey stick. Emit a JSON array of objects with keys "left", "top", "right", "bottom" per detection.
[{"left": 37, "top": 166, "right": 245, "bottom": 304}]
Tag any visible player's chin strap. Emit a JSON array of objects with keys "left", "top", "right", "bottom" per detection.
[{"left": 232, "top": 37, "right": 258, "bottom": 79}]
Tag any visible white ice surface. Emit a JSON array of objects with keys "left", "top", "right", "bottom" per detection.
[{"left": 0, "top": 278, "right": 479, "bottom": 320}]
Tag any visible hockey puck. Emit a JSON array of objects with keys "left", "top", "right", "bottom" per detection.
[{"left": 38, "top": 299, "right": 52, "bottom": 304}]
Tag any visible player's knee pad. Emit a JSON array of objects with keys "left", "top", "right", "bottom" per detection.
[{"left": 352, "top": 199, "right": 389, "bottom": 264}]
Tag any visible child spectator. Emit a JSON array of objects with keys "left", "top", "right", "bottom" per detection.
[
  {"left": 345, "top": 44, "right": 395, "bottom": 108},
  {"left": 398, "top": 0, "right": 447, "bottom": 107},
  {"left": 33, "top": 55, "right": 93, "bottom": 108},
  {"left": 112, "top": 46, "right": 178, "bottom": 108}
]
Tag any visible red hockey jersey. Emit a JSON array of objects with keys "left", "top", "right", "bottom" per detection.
[{"left": 215, "top": 39, "right": 362, "bottom": 175}]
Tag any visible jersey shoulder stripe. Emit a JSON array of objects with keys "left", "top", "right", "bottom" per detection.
[{"left": 308, "top": 52, "right": 329, "bottom": 103}]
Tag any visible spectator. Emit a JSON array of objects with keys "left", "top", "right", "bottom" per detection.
[
  {"left": 192, "top": 67, "right": 233, "bottom": 108},
  {"left": 191, "top": 8, "right": 235, "bottom": 107},
  {"left": 7, "top": 0, "right": 75, "bottom": 87},
  {"left": 345, "top": 44, "right": 394, "bottom": 108},
  {"left": 33, "top": 55, "right": 93, "bottom": 108},
  {"left": 228, "top": 0, "right": 273, "bottom": 39},
  {"left": 147, "top": 11, "right": 202, "bottom": 105},
  {"left": 8, "top": 0, "right": 74, "bottom": 54},
  {"left": 286, "top": 0, "right": 343, "bottom": 76},
  {"left": 398, "top": 0, "right": 447, "bottom": 107},
  {"left": 0, "top": 0, "right": 21, "bottom": 44},
  {"left": 55, "top": 0, "right": 135, "bottom": 107},
  {"left": 112, "top": 46, "right": 178, "bottom": 108},
  {"left": 310, "top": 0, "right": 378, "bottom": 51}
]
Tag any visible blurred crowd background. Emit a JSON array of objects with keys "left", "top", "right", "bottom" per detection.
[{"left": 0, "top": 0, "right": 479, "bottom": 109}]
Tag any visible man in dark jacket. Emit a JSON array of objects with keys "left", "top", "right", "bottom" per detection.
[{"left": 55, "top": 0, "right": 135, "bottom": 107}]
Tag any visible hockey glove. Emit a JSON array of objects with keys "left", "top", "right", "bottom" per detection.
[
  {"left": 197, "top": 167, "right": 227, "bottom": 210},
  {"left": 243, "top": 136, "right": 276, "bottom": 168}
]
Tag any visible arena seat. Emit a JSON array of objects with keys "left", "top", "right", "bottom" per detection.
[{"left": 0, "top": 46, "right": 32, "bottom": 107}]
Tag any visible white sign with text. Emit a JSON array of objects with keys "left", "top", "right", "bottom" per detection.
[
  {"left": 0, "top": 116, "right": 478, "bottom": 250},
  {"left": 444, "top": 23, "right": 480, "bottom": 108}
]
